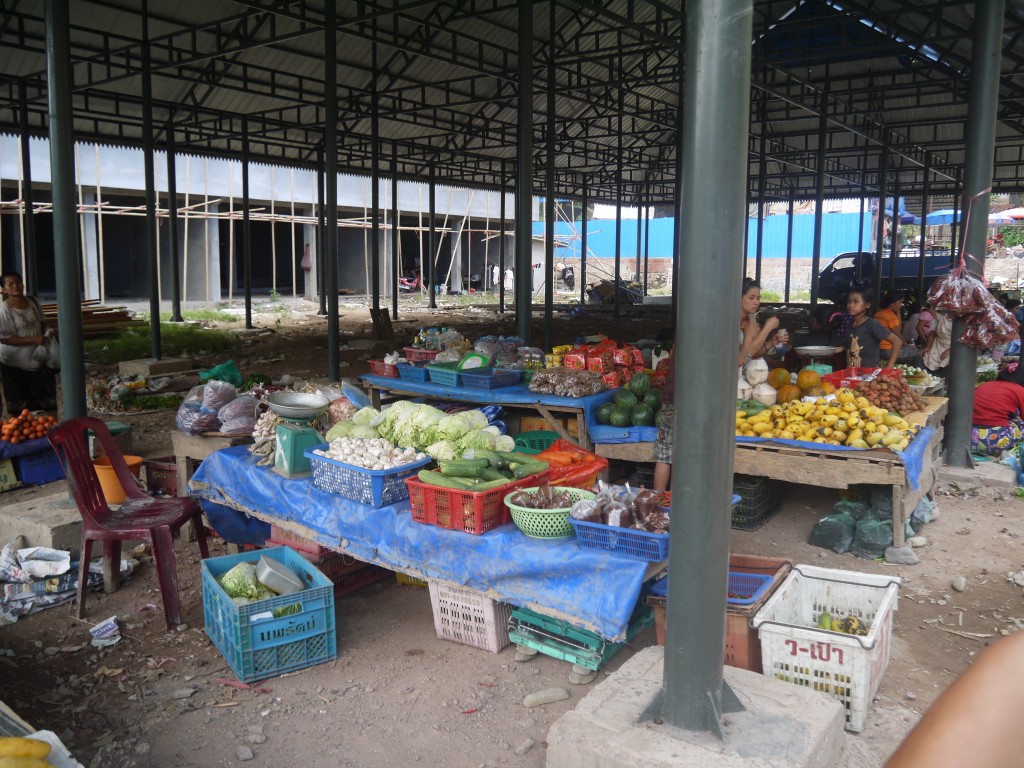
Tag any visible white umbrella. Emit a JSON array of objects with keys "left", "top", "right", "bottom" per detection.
[{"left": 1000, "top": 207, "right": 1024, "bottom": 220}]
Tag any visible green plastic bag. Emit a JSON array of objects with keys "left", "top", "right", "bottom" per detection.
[{"left": 199, "top": 360, "right": 243, "bottom": 387}]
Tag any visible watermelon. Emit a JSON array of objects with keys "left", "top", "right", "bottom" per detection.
[
  {"left": 628, "top": 372, "right": 651, "bottom": 398},
  {"left": 612, "top": 388, "right": 639, "bottom": 410},
  {"left": 631, "top": 404, "right": 656, "bottom": 426},
  {"left": 596, "top": 402, "right": 617, "bottom": 425},
  {"left": 608, "top": 407, "right": 632, "bottom": 428},
  {"left": 643, "top": 389, "right": 662, "bottom": 409}
]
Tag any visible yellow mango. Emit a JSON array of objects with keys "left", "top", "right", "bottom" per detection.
[
  {"left": 848, "top": 438, "right": 869, "bottom": 448},
  {"left": 841, "top": 402, "right": 857, "bottom": 413},
  {"left": 882, "top": 431, "right": 904, "bottom": 447},
  {"left": 752, "top": 422, "right": 772, "bottom": 434},
  {"left": 847, "top": 428, "right": 863, "bottom": 443},
  {"left": 866, "top": 432, "right": 885, "bottom": 446},
  {"left": 778, "top": 430, "right": 795, "bottom": 440},
  {"left": 855, "top": 396, "right": 871, "bottom": 409},
  {"left": 821, "top": 414, "right": 838, "bottom": 426},
  {"left": 0, "top": 738, "right": 51, "bottom": 759},
  {"left": 836, "top": 389, "right": 856, "bottom": 404}
]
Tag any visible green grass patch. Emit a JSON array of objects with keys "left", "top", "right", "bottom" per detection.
[
  {"left": 84, "top": 323, "right": 237, "bottom": 365},
  {"left": 144, "top": 308, "right": 239, "bottom": 323}
]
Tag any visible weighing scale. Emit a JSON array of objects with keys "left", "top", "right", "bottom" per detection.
[
  {"left": 265, "top": 392, "right": 329, "bottom": 479},
  {"left": 793, "top": 345, "right": 843, "bottom": 377}
]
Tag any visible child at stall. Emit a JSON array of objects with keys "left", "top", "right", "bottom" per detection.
[
  {"left": 843, "top": 286, "right": 903, "bottom": 369},
  {"left": 652, "top": 348, "right": 674, "bottom": 493}
]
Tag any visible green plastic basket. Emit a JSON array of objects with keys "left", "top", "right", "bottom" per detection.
[
  {"left": 513, "top": 430, "right": 563, "bottom": 455},
  {"left": 505, "top": 487, "right": 596, "bottom": 539}
]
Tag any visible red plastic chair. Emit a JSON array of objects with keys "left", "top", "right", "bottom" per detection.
[{"left": 47, "top": 417, "right": 210, "bottom": 629}]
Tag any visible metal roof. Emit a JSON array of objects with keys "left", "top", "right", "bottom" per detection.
[{"left": 1, "top": 0, "right": 1022, "bottom": 204}]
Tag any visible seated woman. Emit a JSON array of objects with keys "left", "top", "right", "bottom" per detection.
[
  {"left": 0, "top": 272, "right": 57, "bottom": 416},
  {"left": 738, "top": 278, "right": 782, "bottom": 367},
  {"left": 971, "top": 369, "right": 1024, "bottom": 457}
]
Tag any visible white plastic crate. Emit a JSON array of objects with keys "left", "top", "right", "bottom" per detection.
[
  {"left": 428, "top": 581, "right": 512, "bottom": 654},
  {"left": 751, "top": 565, "right": 901, "bottom": 732}
]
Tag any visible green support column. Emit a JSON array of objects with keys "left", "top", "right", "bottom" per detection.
[
  {"left": 580, "top": 183, "right": 588, "bottom": 308},
  {"left": 809, "top": 81, "right": 828, "bottom": 312},
  {"left": 662, "top": 0, "right": 753, "bottom": 734},
  {"left": 784, "top": 197, "right": 794, "bottom": 302},
  {"left": 140, "top": 0, "right": 161, "bottom": 359},
  {"left": 241, "top": 119, "right": 253, "bottom": 330},
  {"left": 19, "top": 82, "right": 38, "bottom": 296},
  {"left": 370, "top": 30, "right": 381, "bottom": 316},
  {"left": 44, "top": 0, "right": 85, "bottom": 418},
  {"left": 166, "top": 123, "right": 183, "bottom": 322},
  {"left": 324, "top": 4, "right": 340, "bottom": 381},
  {"left": 316, "top": 152, "right": 327, "bottom": 317},
  {"left": 873, "top": 136, "right": 888, "bottom": 304},
  {"left": 917, "top": 155, "right": 931, "bottom": 302},
  {"left": 946, "top": 0, "right": 1005, "bottom": 468},
  {"left": 392, "top": 142, "right": 400, "bottom": 320},
  {"left": 515, "top": 0, "right": 534, "bottom": 344},
  {"left": 543, "top": 0, "right": 556, "bottom": 350}
]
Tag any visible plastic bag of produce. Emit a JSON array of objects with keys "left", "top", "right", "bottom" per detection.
[
  {"left": 220, "top": 416, "right": 256, "bottom": 435},
  {"left": 199, "top": 359, "right": 243, "bottom": 387},
  {"left": 202, "top": 380, "right": 238, "bottom": 412},
  {"left": 868, "top": 485, "right": 894, "bottom": 521},
  {"left": 175, "top": 398, "right": 221, "bottom": 435},
  {"left": 850, "top": 519, "right": 893, "bottom": 559},
  {"left": 219, "top": 395, "right": 259, "bottom": 423},
  {"left": 832, "top": 497, "right": 871, "bottom": 522},
  {"left": 808, "top": 513, "right": 856, "bottom": 553}
]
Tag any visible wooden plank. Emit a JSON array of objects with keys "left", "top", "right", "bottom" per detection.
[
  {"left": 536, "top": 405, "right": 575, "bottom": 443},
  {"left": 733, "top": 445, "right": 903, "bottom": 487},
  {"left": 594, "top": 442, "right": 655, "bottom": 462},
  {"left": 370, "top": 307, "right": 396, "bottom": 341},
  {"left": 906, "top": 396, "right": 948, "bottom": 429}
]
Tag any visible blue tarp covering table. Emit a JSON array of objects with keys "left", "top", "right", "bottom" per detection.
[{"left": 188, "top": 446, "right": 655, "bottom": 641}]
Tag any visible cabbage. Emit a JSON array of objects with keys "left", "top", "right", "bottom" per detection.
[
  {"left": 462, "top": 410, "right": 490, "bottom": 431},
  {"left": 439, "top": 414, "right": 471, "bottom": 440},
  {"left": 481, "top": 425, "right": 501, "bottom": 437},
  {"left": 459, "top": 430, "right": 496, "bottom": 451},
  {"left": 494, "top": 435, "right": 516, "bottom": 452},
  {"left": 412, "top": 405, "right": 444, "bottom": 430},
  {"left": 349, "top": 425, "right": 379, "bottom": 439},
  {"left": 425, "top": 440, "right": 458, "bottom": 461},
  {"left": 218, "top": 563, "right": 261, "bottom": 600},
  {"left": 352, "top": 406, "right": 381, "bottom": 426},
  {"left": 325, "top": 420, "right": 356, "bottom": 441}
]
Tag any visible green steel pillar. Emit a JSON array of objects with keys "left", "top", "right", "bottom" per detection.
[
  {"left": 428, "top": 164, "right": 437, "bottom": 308},
  {"left": 947, "top": 0, "right": 1005, "bottom": 468},
  {"left": 917, "top": 155, "right": 931, "bottom": 302},
  {"left": 515, "top": 0, "right": 534, "bottom": 343},
  {"left": 544, "top": 0, "right": 556, "bottom": 351},
  {"left": 662, "top": 0, "right": 753, "bottom": 734},
  {"left": 371, "top": 31, "right": 381, "bottom": 315},
  {"left": 580, "top": 182, "right": 588, "bottom": 307},
  {"left": 873, "top": 136, "right": 888, "bottom": 304},
  {"left": 140, "top": 0, "right": 162, "bottom": 359},
  {"left": 643, "top": 197, "right": 651, "bottom": 295},
  {"left": 44, "top": 0, "right": 85, "bottom": 418},
  {"left": 755, "top": 108, "right": 766, "bottom": 284},
  {"left": 392, "top": 142, "right": 400, "bottom": 319},
  {"left": 241, "top": 119, "right": 253, "bottom": 330},
  {"left": 166, "top": 123, "right": 183, "bottom": 322},
  {"left": 785, "top": 196, "right": 794, "bottom": 302},
  {"left": 18, "top": 82, "right": 38, "bottom": 296},
  {"left": 324, "top": 5, "right": 340, "bottom": 381},
  {"left": 316, "top": 151, "right": 327, "bottom": 317},
  {"left": 809, "top": 81, "right": 828, "bottom": 311}
]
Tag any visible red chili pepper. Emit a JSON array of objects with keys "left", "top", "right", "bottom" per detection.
[{"left": 461, "top": 708, "right": 478, "bottom": 715}]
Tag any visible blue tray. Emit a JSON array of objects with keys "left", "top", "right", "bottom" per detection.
[{"left": 649, "top": 570, "right": 773, "bottom": 606}]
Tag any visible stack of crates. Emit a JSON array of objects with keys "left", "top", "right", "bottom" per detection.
[{"left": 731, "top": 474, "right": 781, "bottom": 531}]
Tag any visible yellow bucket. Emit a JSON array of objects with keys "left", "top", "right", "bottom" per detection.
[{"left": 93, "top": 455, "right": 143, "bottom": 504}]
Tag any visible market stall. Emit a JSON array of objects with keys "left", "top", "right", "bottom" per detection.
[
  {"left": 593, "top": 396, "right": 947, "bottom": 548},
  {"left": 188, "top": 446, "right": 661, "bottom": 641}
]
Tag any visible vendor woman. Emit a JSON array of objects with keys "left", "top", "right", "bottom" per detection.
[
  {"left": 739, "top": 278, "right": 781, "bottom": 367},
  {"left": 0, "top": 272, "right": 57, "bottom": 416},
  {"left": 971, "top": 366, "right": 1024, "bottom": 456}
]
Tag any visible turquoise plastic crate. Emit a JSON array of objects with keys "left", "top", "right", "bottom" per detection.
[
  {"left": 425, "top": 361, "right": 463, "bottom": 387},
  {"left": 202, "top": 546, "right": 337, "bottom": 683}
]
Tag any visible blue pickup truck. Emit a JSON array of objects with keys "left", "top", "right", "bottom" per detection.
[{"left": 817, "top": 249, "right": 953, "bottom": 303}]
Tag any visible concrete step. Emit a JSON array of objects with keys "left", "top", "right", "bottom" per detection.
[{"left": 0, "top": 489, "right": 82, "bottom": 559}]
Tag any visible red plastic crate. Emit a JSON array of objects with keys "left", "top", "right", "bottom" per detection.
[
  {"left": 268, "top": 525, "right": 331, "bottom": 558},
  {"left": 330, "top": 563, "right": 391, "bottom": 596},
  {"left": 404, "top": 470, "right": 550, "bottom": 535},
  {"left": 821, "top": 367, "right": 900, "bottom": 390},
  {"left": 403, "top": 346, "right": 440, "bottom": 366},
  {"left": 368, "top": 359, "right": 399, "bottom": 378},
  {"left": 143, "top": 456, "right": 178, "bottom": 496}
]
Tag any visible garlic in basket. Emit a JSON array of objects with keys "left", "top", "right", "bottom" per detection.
[{"left": 313, "top": 437, "right": 425, "bottom": 471}]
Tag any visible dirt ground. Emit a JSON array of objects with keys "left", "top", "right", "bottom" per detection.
[{"left": 2, "top": 296, "right": 1023, "bottom": 767}]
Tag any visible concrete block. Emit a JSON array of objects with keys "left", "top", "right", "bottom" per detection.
[
  {"left": 118, "top": 357, "right": 194, "bottom": 376},
  {"left": 0, "top": 491, "right": 83, "bottom": 559},
  {"left": 937, "top": 461, "right": 1016, "bottom": 489},
  {"left": 546, "top": 646, "right": 846, "bottom": 768}
]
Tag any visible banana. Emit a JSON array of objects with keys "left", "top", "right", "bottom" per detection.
[{"left": 0, "top": 737, "right": 51, "bottom": 759}]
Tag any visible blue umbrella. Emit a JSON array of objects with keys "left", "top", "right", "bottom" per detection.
[
  {"left": 884, "top": 209, "right": 919, "bottom": 225},
  {"left": 924, "top": 209, "right": 958, "bottom": 226}
]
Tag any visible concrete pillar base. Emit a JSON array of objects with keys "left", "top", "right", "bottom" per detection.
[
  {"left": 0, "top": 491, "right": 82, "bottom": 559},
  {"left": 545, "top": 646, "right": 846, "bottom": 768}
]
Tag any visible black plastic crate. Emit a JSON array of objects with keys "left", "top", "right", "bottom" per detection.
[
  {"left": 731, "top": 474, "right": 781, "bottom": 531},
  {"left": 635, "top": 463, "right": 655, "bottom": 488}
]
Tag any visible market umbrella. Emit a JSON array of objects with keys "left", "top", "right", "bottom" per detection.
[
  {"left": 1001, "top": 207, "right": 1024, "bottom": 220},
  {"left": 884, "top": 209, "right": 919, "bottom": 225},
  {"left": 988, "top": 211, "right": 1016, "bottom": 224},
  {"left": 923, "top": 209, "right": 958, "bottom": 226}
]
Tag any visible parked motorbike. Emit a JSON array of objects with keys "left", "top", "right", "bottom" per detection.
[{"left": 398, "top": 270, "right": 421, "bottom": 292}]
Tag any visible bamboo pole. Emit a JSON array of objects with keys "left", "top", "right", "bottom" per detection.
[{"left": 95, "top": 145, "right": 106, "bottom": 302}]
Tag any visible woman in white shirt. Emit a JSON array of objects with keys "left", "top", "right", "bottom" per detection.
[{"left": 0, "top": 272, "right": 57, "bottom": 415}]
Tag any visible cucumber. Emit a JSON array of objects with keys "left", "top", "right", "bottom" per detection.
[
  {"left": 478, "top": 467, "right": 506, "bottom": 482},
  {"left": 509, "top": 459, "right": 549, "bottom": 479},
  {"left": 439, "top": 459, "right": 490, "bottom": 478},
  {"left": 416, "top": 470, "right": 475, "bottom": 489},
  {"left": 466, "top": 449, "right": 504, "bottom": 468},
  {"left": 469, "top": 477, "right": 511, "bottom": 491}
]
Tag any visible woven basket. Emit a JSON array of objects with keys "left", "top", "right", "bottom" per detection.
[{"left": 504, "top": 487, "right": 596, "bottom": 539}]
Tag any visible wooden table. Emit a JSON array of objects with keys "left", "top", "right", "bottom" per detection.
[
  {"left": 171, "top": 430, "right": 254, "bottom": 540},
  {"left": 361, "top": 376, "right": 599, "bottom": 450},
  {"left": 595, "top": 397, "right": 948, "bottom": 548}
]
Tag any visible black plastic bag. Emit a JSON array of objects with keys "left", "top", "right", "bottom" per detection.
[
  {"left": 850, "top": 519, "right": 893, "bottom": 559},
  {"left": 808, "top": 513, "right": 856, "bottom": 554}
]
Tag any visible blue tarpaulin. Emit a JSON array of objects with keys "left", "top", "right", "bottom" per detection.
[{"left": 188, "top": 446, "right": 651, "bottom": 640}]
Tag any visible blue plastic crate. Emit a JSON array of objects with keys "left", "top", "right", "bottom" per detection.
[
  {"left": 425, "top": 362, "right": 463, "bottom": 387},
  {"left": 304, "top": 444, "right": 431, "bottom": 508},
  {"left": 201, "top": 546, "right": 337, "bottom": 683},
  {"left": 459, "top": 368, "right": 522, "bottom": 390},
  {"left": 568, "top": 518, "right": 670, "bottom": 561},
  {"left": 649, "top": 570, "right": 773, "bottom": 607},
  {"left": 396, "top": 364, "right": 431, "bottom": 383},
  {"left": 14, "top": 447, "right": 65, "bottom": 485}
]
